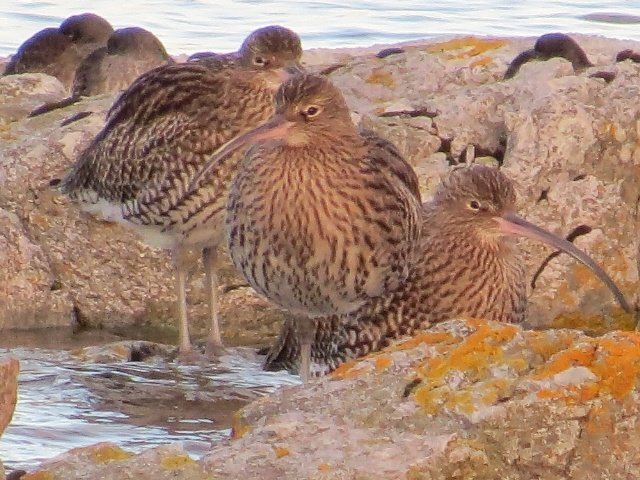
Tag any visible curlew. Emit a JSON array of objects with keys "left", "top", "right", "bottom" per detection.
[
  {"left": 188, "top": 73, "right": 423, "bottom": 382},
  {"left": 56, "top": 25, "right": 303, "bottom": 358},
  {"left": 263, "top": 164, "right": 631, "bottom": 375},
  {"left": 4, "top": 13, "right": 113, "bottom": 91},
  {"left": 504, "top": 32, "right": 593, "bottom": 80},
  {"left": 72, "top": 26, "right": 173, "bottom": 97}
]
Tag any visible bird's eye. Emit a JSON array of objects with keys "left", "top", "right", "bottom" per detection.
[
  {"left": 302, "top": 105, "right": 321, "bottom": 118},
  {"left": 468, "top": 200, "right": 481, "bottom": 211},
  {"left": 253, "top": 56, "right": 266, "bottom": 66}
]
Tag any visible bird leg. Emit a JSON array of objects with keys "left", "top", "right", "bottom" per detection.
[
  {"left": 172, "top": 248, "right": 191, "bottom": 354},
  {"left": 202, "top": 246, "right": 225, "bottom": 356},
  {"left": 297, "top": 316, "right": 316, "bottom": 384}
]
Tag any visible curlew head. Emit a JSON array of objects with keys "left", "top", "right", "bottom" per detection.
[
  {"left": 434, "top": 164, "right": 630, "bottom": 312},
  {"left": 59, "top": 13, "right": 114, "bottom": 44},
  {"left": 236, "top": 25, "right": 304, "bottom": 85},
  {"left": 188, "top": 74, "right": 353, "bottom": 190}
]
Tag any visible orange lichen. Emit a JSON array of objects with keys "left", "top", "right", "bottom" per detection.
[
  {"left": 231, "top": 411, "right": 251, "bottom": 440},
  {"left": 374, "top": 355, "right": 393, "bottom": 371},
  {"left": 584, "top": 403, "right": 614, "bottom": 435},
  {"left": 527, "top": 330, "right": 578, "bottom": 361},
  {"left": 536, "top": 385, "right": 597, "bottom": 404},
  {"left": 387, "top": 331, "right": 456, "bottom": 352},
  {"left": 531, "top": 332, "right": 640, "bottom": 403},
  {"left": 274, "top": 446, "right": 290, "bottom": 458},
  {"left": 330, "top": 359, "right": 358, "bottom": 378},
  {"left": 555, "top": 283, "right": 579, "bottom": 310},
  {"left": 480, "top": 378, "right": 511, "bottom": 404},
  {"left": 412, "top": 321, "right": 518, "bottom": 414},
  {"left": 417, "top": 322, "right": 517, "bottom": 384},
  {"left": 469, "top": 56, "right": 493, "bottom": 68},
  {"left": 366, "top": 69, "right": 395, "bottom": 87},
  {"left": 91, "top": 444, "right": 132, "bottom": 463},
  {"left": 414, "top": 386, "right": 445, "bottom": 414},
  {"left": 446, "top": 390, "right": 474, "bottom": 414},
  {"left": 424, "top": 37, "right": 507, "bottom": 59},
  {"left": 318, "top": 463, "right": 332, "bottom": 472},
  {"left": 552, "top": 310, "right": 636, "bottom": 336},
  {"left": 22, "top": 472, "right": 54, "bottom": 480},
  {"left": 571, "top": 264, "right": 604, "bottom": 290},
  {"left": 330, "top": 362, "right": 367, "bottom": 379},
  {"left": 160, "top": 454, "right": 195, "bottom": 470},
  {"left": 532, "top": 345, "right": 596, "bottom": 380},
  {"left": 591, "top": 337, "right": 640, "bottom": 399}
]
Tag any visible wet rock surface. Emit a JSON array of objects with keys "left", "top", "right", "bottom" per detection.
[{"left": 15, "top": 318, "right": 640, "bottom": 479}]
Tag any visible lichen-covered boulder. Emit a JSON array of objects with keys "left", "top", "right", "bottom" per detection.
[
  {"left": 0, "top": 73, "right": 66, "bottom": 122},
  {"left": 0, "top": 357, "right": 19, "bottom": 438},
  {"left": 19, "top": 443, "right": 211, "bottom": 480},
  {"left": 201, "top": 318, "right": 640, "bottom": 479}
]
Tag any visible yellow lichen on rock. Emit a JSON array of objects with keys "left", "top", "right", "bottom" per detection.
[
  {"left": 374, "top": 355, "right": 393, "bottom": 371},
  {"left": 366, "top": 69, "right": 395, "bottom": 87},
  {"left": 387, "top": 331, "right": 456, "bottom": 352},
  {"left": 90, "top": 443, "right": 133, "bottom": 463},
  {"left": 231, "top": 410, "right": 252, "bottom": 439},
  {"left": 469, "top": 56, "right": 493, "bottom": 68},
  {"left": 423, "top": 36, "right": 507, "bottom": 59},
  {"left": 411, "top": 321, "right": 518, "bottom": 414},
  {"left": 273, "top": 446, "right": 290, "bottom": 458},
  {"left": 22, "top": 471, "right": 55, "bottom": 480},
  {"left": 530, "top": 332, "right": 640, "bottom": 403},
  {"left": 160, "top": 453, "right": 195, "bottom": 470},
  {"left": 551, "top": 309, "right": 636, "bottom": 336}
]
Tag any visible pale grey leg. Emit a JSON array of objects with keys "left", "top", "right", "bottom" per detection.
[
  {"left": 203, "top": 246, "right": 225, "bottom": 356},
  {"left": 173, "top": 249, "right": 191, "bottom": 354},
  {"left": 298, "top": 316, "right": 316, "bottom": 384}
]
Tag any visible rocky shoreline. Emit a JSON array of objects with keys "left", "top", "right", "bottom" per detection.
[{"left": 1, "top": 32, "right": 640, "bottom": 478}]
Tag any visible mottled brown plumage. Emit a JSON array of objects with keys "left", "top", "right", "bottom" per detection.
[
  {"left": 191, "top": 73, "right": 422, "bottom": 381},
  {"left": 4, "top": 13, "right": 113, "bottom": 91},
  {"left": 57, "top": 25, "right": 303, "bottom": 357},
  {"left": 264, "top": 165, "right": 630, "bottom": 375},
  {"left": 72, "top": 27, "right": 172, "bottom": 97}
]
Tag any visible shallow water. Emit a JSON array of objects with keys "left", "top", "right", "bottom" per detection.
[
  {"left": 0, "top": 1, "right": 639, "bottom": 56},
  {"left": 0, "top": 333, "right": 298, "bottom": 472}
]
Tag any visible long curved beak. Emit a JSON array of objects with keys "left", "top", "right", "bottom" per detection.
[
  {"left": 494, "top": 212, "right": 631, "bottom": 313},
  {"left": 187, "top": 114, "right": 293, "bottom": 192}
]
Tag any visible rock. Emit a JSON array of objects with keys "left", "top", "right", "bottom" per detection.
[
  {"left": 0, "top": 33, "right": 638, "bottom": 341},
  {"left": 0, "top": 207, "right": 71, "bottom": 329},
  {"left": 0, "top": 357, "right": 19, "bottom": 438},
  {"left": 200, "top": 319, "right": 640, "bottom": 479},
  {"left": 21, "top": 319, "right": 640, "bottom": 479},
  {"left": 18, "top": 443, "right": 210, "bottom": 480},
  {"left": 0, "top": 73, "right": 67, "bottom": 121}
]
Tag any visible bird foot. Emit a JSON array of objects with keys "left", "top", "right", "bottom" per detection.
[
  {"left": 172, "top": 348, "right": 209, "bottom": 364},
  {"left": 204, "top": 340, "right": 227, "bottom": 359}
]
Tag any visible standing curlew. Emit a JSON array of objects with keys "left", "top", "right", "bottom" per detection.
[
  {"left": 56, "top": 25, "right": 303, "bottom": 358},
  {"left": 188, "top": 73, "right": 423, "bottom": 382},
  {"left": 263, "top": 164, "right": 631, "bottom": 375}
]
